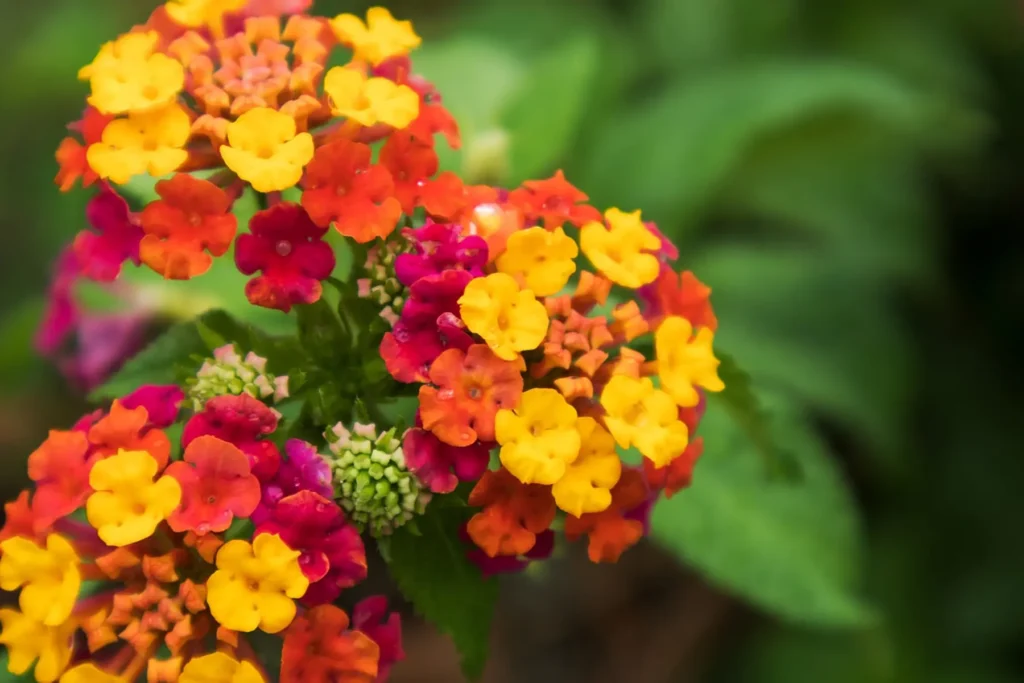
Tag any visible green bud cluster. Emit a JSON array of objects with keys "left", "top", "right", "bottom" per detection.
[
  {"left": 356, "top": 239, "right": 410, "bottom": 328},
  {"left": 324, "top": 422, "right": 431, "bottom": 537},
  {"left": 187, "top": 344, "right": 289, "bottom": 411}
]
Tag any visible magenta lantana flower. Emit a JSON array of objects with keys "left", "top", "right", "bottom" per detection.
[
  {"left": 235, "top": 202, "right": 336, "bottom": 312},
  {"left": 403, "top": 427, "right": 490, "bottom": 494},
  {"left": 121, "top": 384, "right": 186, "bottom": 428},
  {"left": 256, "top": 490, "right": 367, "bottom": 605},
  {"left": 73, "top": 184, "right": 142, "bottom": 282},
  {"left": 394, "top": 220, "right": 488, "bottom": 286},
  {"left": 253, "top": 439, "right": 333, "bottom": 524},
  {"left": 352, "top": 596, "right": 405, "bottom": 682}
]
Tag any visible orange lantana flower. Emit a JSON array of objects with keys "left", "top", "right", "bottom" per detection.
[
  {"left": 55, "top": 107, "right": 113, "bottom": 192},
  {"left": 507, "top": 170, "right": 602, "bottom": 230},
  {"left": 164, "top": 436, "right": 260, "bottom": 535},
  {"left": 643, "top": 267, "right": 718, "bottom": 331},
  {"left": 418, "top": 344, "right": 524, "bottom": 448},
  {"left": 139, "top": 174, "right": 238, "bottom": 280},
  {"left": 27, "top": 430, "right": 95, "bottom": 531},
  {"left": 300, "top": 139, "right": 401, "bottom": 243},
  {"left": 564, "top": 469, "right": 648, "bottom": 563},
  {"left": 466, "top": 468, "right": 556, "bottom": 558},
  {"left": 281, "top": 604, "right": 379, "bottom": 683},
  {"left": 88, "top": 400, "right": 171, "bottom": 469},
  {"left": 378, "top": 131, "right": 464, "bottom": 218}
]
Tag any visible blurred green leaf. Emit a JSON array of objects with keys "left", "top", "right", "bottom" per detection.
[
  {"left": 710, "top": 351, "right": 800, "bottom": 479},
  {"left": 652, "top": 392, "right": 873, "bottom": 627},
  {"left": 502, "top": 32, "right": 600, "bottom": 182},
  {"left": 692, "top": 244, "right": 911, "bottom": 455},
  {"left": 0, "top": 298, "right": 44, "bottom": 390},
  {"left": 89, "top": 322, "right": 205, "bottom": 401},
  {"left": 576, "top": 60, "right": 924, "bottom": 230}
]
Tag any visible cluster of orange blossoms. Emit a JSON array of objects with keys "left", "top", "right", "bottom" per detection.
[{"left": 11, "top": 0, "right": 728, "bottom": 680}]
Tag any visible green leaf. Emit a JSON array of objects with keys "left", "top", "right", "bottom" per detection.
[
  {"left": 710, "top": 351, "right": 800, "bottom": 480},
  {"left": 89, "top": 322, "right": 206, "bottom": 402},
  {"left": 387, "top": 505, "right": 499, "bottom": 681},
  {"left": 502, "top": 32, "right": 600, "bottom": 183},
  {"left": 575, "top": 59, "right": 924, "bottom": 229},
  {"left": 652, "top": 393, "right": 874, "bottom": 627},
  {"left": 296, "top": 299, "right": 350, "bottom": 369},
  {"left": 0, "top": 648, "right": 35, "bottom": 683}
]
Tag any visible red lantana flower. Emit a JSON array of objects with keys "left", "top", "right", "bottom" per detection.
[
  {"left": 564, "top": 469, "right": 648, "bottom": 563},
  {"left": 164, "top": 435, "right": 261, "bottom": 535},
  {"left": 256, "top": 490, "right": 367, "bottom": 605},
  {"left": 55, "top": 107, "right": 112, "bottom": 192},
  {"left": 182, "top": 394, "right": 281, "bottom": 481},
  {"left": 379, "top": 132, "right": 465, "bottom": 217},
  {"left": 235, "top": 203, "right": 336, "bottom": 312},
  {"left": 300, "top": 139, "right": 401, "bottom": 243},
  {"left": 403, "top": 428, "right": 490, "bottom": 494},
  {"left": 87, "top": 400, "right": 171, "bottom": 468},
  {"left": 281, "top": 603, "right": 380, "bottom": 683},
  {"left": 418, "top": 344, "right": 524, "bottom": 447},
  {"left": 73, "top": 185, "right": 142, "bottom": 282},
  {"left": 507, "top": 170, "right": 602, "bottom": 229},
  {"left": 139, "top": 174, "right": 238, "bottom": 280},
  {"left": 26, "top": 430, "right": 94, "bottom": 531},
  {"left": 644, "top": 436, "right": 703, "bottom": 499},
  {"left": 467, "top": 468, "right": 556, "bottom": 558}
]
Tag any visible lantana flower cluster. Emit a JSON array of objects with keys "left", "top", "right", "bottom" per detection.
[{"left": 7, "top": 0, "right": 729, "bottom": 680}]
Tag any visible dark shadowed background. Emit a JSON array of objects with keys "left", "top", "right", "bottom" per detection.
[{"left": 2, "top": 0, "right": 1023, "bottom": 681}]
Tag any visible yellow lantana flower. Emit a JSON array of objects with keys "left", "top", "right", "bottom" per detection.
[
  {"left": 0, "top": 608, "right": 76, "bottom": 683},
  {"left": 330, "top": 7, "right": 421, "bottom": 66},
  {"left": 323, "top": 67, "right": 420, "bottom": 130},
  {"left": 60, "top": 664, "right": 120, "bottom": 683},
  {"left": 80, "top": 31, "right": 184, "bottom": 115},
  {"left": 656, "top": 315, "right": 725, "bottom": 407},
  {"left": 458, "top": 273, "right": 549, "bottom": 361},
  {"left": 600, "top": 375, "right": 689, "bottom": 468},
  {"left": 495, "top": 226, "right": 579, "bottom": 297},
  {"left": 86, "top": 103, "right": 190, "bottom": 185},
  {"left": 496, "top": 388, "right": 581, "bottom": 485},
  {"left": 220, "top": 108, "right": 315, "bottom": 193},
  {"left": 580, "top": 208, "right": 661, "bottom": 288},
  {"left": 552, "top": 417, "right": 622, "bottom": 517},
  {"left": 85, "top": 450, "right": 182, "bottom": 547},
  {"left": 0, "top": 535, "right": 80, "bottom": 626},
  {"left": 207, "top": 533, "right": 309, "bottom": 634},
  {"left": 179, "top": 652, "right": 265, "bottom": 683},
  {"left": 165, "top": 0, "right": 248, "bottom": 37}
]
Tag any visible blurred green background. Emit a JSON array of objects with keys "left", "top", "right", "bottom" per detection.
[{"left": 2, "top": 0, "right": 1024, "bottom": 682}]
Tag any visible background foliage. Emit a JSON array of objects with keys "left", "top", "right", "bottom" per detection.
[{"left": 2, "top": 0, "right": 1023, "bottom": 681}]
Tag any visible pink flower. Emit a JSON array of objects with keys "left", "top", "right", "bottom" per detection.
[
  {"left": 380, "top": 270, "right": 474, "bottom": 383},
  {"left": 60, "top": 311, "right": 148, "bottom": 390},
  {"left": 235, "top": 203, "right": 336, "bottom": 312},
  {"left": 72, "top": 185, "right": 142, "bottom": 282},
  {"left": 257, "top": 490, "right": 367, "bottom": 605},
  {"left": 394, "top": 221, "right": 488, "bottom": 286},
  {"left": 352, "top": 596, "right": 405, "bottom": 682},
  {"left": 253, "top": 439, "right": 333, "bottom": 524},
  {"left": 183, "top": 394, "right": 281, "bottom": 481},
  {"left": 121, "top": 385, "right": 185, "bottom": 428},
  {"left": 403, "top": 428, "right": 490, "bottom": 494},
  {"left": 36, "top": 248, "right": 81, "bottom": 355}
]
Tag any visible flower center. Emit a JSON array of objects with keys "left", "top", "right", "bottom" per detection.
[{"left": 276, "top": 240, "right": 293, "bottom": 257}]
